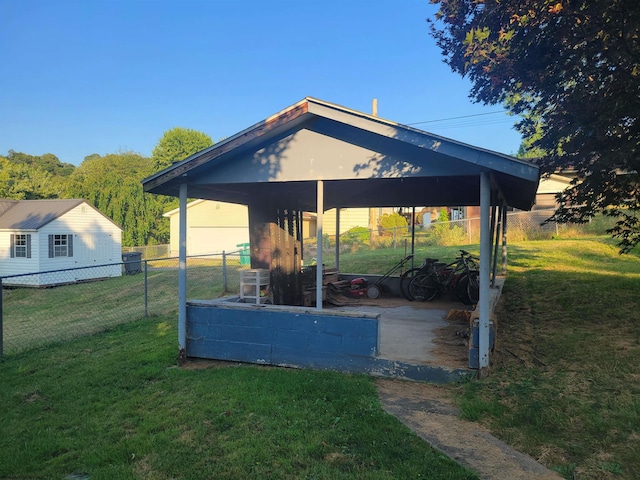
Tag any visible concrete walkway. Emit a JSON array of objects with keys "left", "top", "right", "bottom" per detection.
[{"left": 377, "top": 379, "right": 563, "bottom": 480}]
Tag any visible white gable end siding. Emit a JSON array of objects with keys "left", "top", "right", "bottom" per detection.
[{"left": 38, "top": 204, "right": 122, "bottom": 283}]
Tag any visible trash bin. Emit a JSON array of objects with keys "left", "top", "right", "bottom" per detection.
[
  {"left": 236, "top": 243, "right": 250, "bottom": 265},
  {"left": 122, "top": 252, "right": 142, "bottom": 275}
]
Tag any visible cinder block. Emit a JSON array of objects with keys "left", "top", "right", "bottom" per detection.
[
  {"left": 310, "top": 332, "right": 343, "bottom": 353},
  {"left": 275, "top": 329, "right": 310, "bottom": 349},
  {"left": 341, "top": 336, "right": 377, "bottom": 357}
]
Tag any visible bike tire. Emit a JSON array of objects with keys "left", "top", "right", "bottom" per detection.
[
  {"left": 456, "top": 271, "right": 479, "bottom": 305},
  {"left": 409, "top": 273, "right": 439, "bottom": 302},
  {"left": 400, "top": 267, "right": 423, "bottom": 301}
]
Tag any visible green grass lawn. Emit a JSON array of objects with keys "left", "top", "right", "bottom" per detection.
[
  {"left": 327, "top": 237, "right": 640, "bottom": 479},
  {"left": 1, "top": 257, "right": 247, "bottom": 355},
  {"left": 0, "top": 317, "right": 476, "bottom": 479},
  {"left": 3, "top": 236, "right": 639, "bottom": 479},
  {"left": 451, "top": 238, "right": 640, "bottom": 479}
]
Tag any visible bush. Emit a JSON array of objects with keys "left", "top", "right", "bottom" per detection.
[
  {"left": 379, "top": 212, "right": 408, "bottom": 236},
  {"left": 340, "top": 226, "right": 371, "bottom": 246}
]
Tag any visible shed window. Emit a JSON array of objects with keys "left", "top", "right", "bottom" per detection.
[
  {"left": 10, "top": 234, "right": 31, "bottom": 258},
  {"left": 49, "top": 234, "right": 73, "bottom": 258}
]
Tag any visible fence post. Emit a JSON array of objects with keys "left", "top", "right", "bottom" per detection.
[
  {"left": 144, "top": 260, "right": 148, "bottom": 318},
  {"left": 0, "top": 278, "right": 3, "bottom": 358},
  {"left": 222, "top": 251, "right": 228, "bottom": 292},
  {"left": 393, "top": 226, "right": 397, "bottom": 249}
]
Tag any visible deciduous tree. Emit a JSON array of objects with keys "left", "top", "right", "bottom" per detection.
[
  {"left": 65, "top": 152, "right": 165, "bottom": 246},
  {"left": 151, "top": 127, "right": 213, "bottom": 171},
  {"left": 429, "top": 0, "right": 640, "bottom": 251}
]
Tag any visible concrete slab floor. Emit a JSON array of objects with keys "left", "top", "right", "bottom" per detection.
[{"left": 332, "top": 297, "right": 472, "bottom": 371}]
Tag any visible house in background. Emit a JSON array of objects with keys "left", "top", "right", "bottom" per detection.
[
  {"left": 0, "top": 199, "right": 122, "bottom": 286},
  {"left": 164, "top": 199, "right": 319, "bottom": 256},
  {"left": 534, "top": 171, "right": 574, "bottom": 209}
]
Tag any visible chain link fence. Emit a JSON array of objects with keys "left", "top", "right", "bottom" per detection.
[
  {"left": 303, "top": 209, "right": 616, "bottom": 261},
  {"left": 122, "top": 244, "right": 170, "bottom": 259},
  {"left": 1, "top": 210, "right": 616, "bottom": 357},
  {"left": 0, "top": 251, "right": 249, "bottom": 357}
]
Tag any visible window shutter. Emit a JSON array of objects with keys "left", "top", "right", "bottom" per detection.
[
  {"left": 26, "top": 234, "right": 31, "bottom": 259},
  {"left": 10, "top": 234, "right": 14, "bottom": 258},
  {"left": 49, "top": 235, "right": 54, "bottom": 258},
  {"left": 68, "top": 235, "right": 73, "bottom": 257}
]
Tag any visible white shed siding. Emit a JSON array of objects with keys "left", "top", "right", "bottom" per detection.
[
  {"left": 0, "top": 231, "right": 40, "bottom": 281},
  {"left": 322, "top": 208, "right": 371, "bottom": 236}
]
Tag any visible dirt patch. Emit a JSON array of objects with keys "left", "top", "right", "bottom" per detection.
[
  {"left": 376, "top": 378, "right": 563, "bottom": 480},
  {"left": 430, "top": 309, "right": 473, "bottom": 369}
]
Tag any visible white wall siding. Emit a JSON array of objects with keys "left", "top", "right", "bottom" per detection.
[
  {"left": 322, "top": 208, "right": 371, "bottom": 236},
  {"left": 0, "top": 231, "right": 40, "bottom": 280}
]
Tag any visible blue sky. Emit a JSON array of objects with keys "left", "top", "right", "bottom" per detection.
[{"left": 0, "top": 0, "right": 523, "bottom": 166}]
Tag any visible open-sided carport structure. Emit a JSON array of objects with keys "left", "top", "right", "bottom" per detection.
[{"left": 143, "top": 97, "right": 539, "bottom": 376}]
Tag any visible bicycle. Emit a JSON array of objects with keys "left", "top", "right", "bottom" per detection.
[
  {"left": 406, "top": 250, "right": 479, "bottom": 305},
  {"left": 399, "top": 256, "right": 443, "bottom": 301}
]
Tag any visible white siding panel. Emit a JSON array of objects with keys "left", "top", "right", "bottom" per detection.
[
  {"left": 167, "top": 200, "right": 250, "bottom": 256},
  {"left": 0, "top": 231, "right": 40, "bottom": 283},
  {"left": 323, "top": 208, "right": 370, "bottom": 236},
  {"left": 187, "top": 226, "right": 249, "bottom": 255},
  {"left": 39, "top": 203, "right": 122, "bottom": 270},
  {"left": 189, "top": 201, "right": 248, "bottom": 227}
]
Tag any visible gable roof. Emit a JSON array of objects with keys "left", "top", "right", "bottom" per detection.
[
  {"left": 0, "top": 199, "right": 121, "bottom": 231},
  {"left": 143, "top": 97, "right": 540, "bottom": 211}
]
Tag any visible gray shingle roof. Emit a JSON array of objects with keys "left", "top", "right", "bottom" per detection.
[{"left": 0, "top": 199, "right": 86, "bottom": 230}]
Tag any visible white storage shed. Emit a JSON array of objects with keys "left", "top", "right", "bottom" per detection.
[{"left": 0, "top": 199, "right": 122, "bottom": 286}]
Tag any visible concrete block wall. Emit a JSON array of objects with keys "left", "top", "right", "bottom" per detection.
[{"left": 187, "top": 302, "right": 379, "bottom": 372}]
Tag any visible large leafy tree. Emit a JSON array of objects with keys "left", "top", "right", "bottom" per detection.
[
  {"left": 0, "top": 151, "right": 73, "bottom": 199},
  {"left": 429, "top": 0, "right": 640, "bottom": 251},
  {"left": 151, "top": 127, "right": 213, "bottom": 171},
  {"left": 150, "top": 127, "right": 215, "bottom": 240},
  {"left": 65, "top": 152, "right": 165, "bottom": 246}
]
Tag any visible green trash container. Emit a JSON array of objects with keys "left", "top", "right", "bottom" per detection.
[{"left": 236, "top": 243, "right": 250, "bottom": 265}]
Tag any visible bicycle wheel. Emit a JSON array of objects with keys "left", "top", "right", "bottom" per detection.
[
  {"left": 400, "top": 267, "right": 423, "bottom": 301},
  {"left": 409, "top": 273, "right": 439, "bottom": 302},
  {"left": 456, "top": 271, "right": 479, "bottom": 305}
]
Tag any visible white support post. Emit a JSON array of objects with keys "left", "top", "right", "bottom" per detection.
[
  {"left": 502, "top": 204, "right": 508, "bottom": 276},
  {"left": 178, "top": 183, "right": 188, "bottom": 362},
  {"left": 335, "top": 208, "right": 340, "bottom": 271},
  {"left": 479, "top": 172, "right": 492, "bottom": 372},
  {"left": 316, "top": 180, "right": 324, "bottom": 310}
]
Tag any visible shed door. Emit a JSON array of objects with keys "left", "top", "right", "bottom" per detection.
[{"left": 74, "top": 234, "right": 114, "bottom": 278}]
